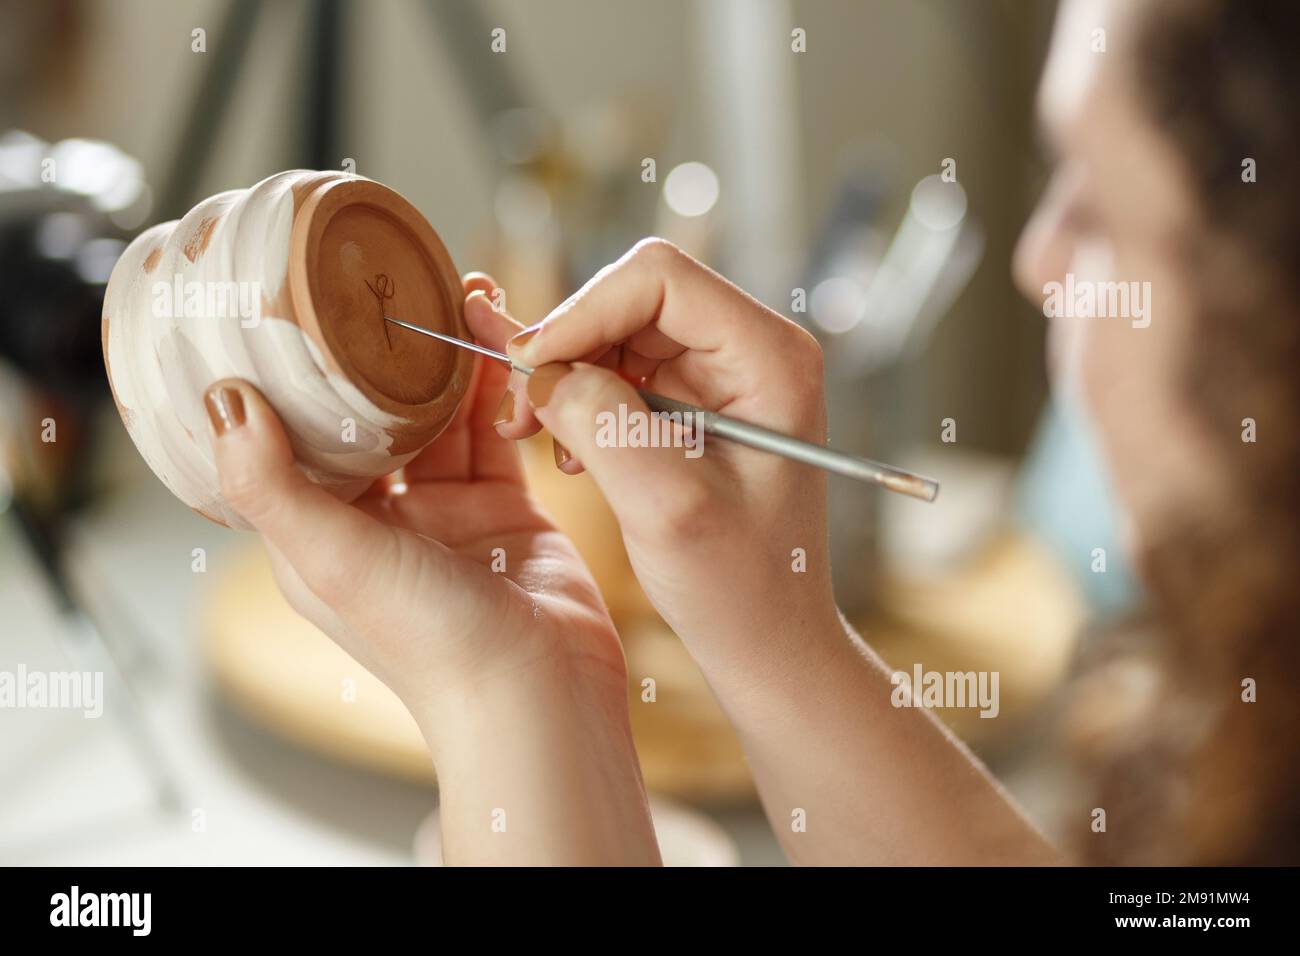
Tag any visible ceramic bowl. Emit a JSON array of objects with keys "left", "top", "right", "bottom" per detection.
[{"left": 102, "top": 170, "right": 472, "bottom": 527}]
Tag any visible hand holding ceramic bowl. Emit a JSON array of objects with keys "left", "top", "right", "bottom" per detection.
[
  {"left": 103, "top": 170, "right": 475, "bottom": 527},
  {"left": 102, "top": 173, "right": 661, "bottom": 864}
]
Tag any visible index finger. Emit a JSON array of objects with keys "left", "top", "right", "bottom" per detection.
[{"left": 505, "top": 238, "right": 799, "bottom": 390}]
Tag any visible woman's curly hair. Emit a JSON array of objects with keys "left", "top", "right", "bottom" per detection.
[{"left": 1076, "top": 0, "right": 1300, "bottom": 865}]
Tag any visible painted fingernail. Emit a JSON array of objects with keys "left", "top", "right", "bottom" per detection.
[
  {"left": 507, "top": 325, "right": 541, "bottom": 352},
  {"left": 553, "top": 438, "right": 572, "bottom": 468},
  {"left": 526, "top": 362, "right": 572, "bottom": 408},
  {"left": 493, "top": 388, "right": 515, "bottom": 426},
  {"left": 204, "top": 385, "right": 246, "bottom": 436}
]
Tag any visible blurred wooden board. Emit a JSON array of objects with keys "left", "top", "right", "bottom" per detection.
[
  {"left": 202, "top": 542, "right": 435, "bottom": 782},
  {"left": 201, "top": 435, "right": 1080, "bottom": 800},
  {"left": 201, "top": 434, "right": 755, "bottom": 801},
  {"left": 201, "top": 542, "right": 756, "bottom": 800},
  {"left": 863, "top": 532, "right": 1084, "bottom": 742}
]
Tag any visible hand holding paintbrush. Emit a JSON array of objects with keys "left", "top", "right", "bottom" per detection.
[
  {"left": 430, "top": 239, "right": 937, "bottom": 502},
  {"left": 388, "top": 315, "right": 938, "bottom": 502}
]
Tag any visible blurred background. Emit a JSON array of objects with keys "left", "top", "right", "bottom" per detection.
[{"left": 0, "top": 0, "right": 1140, "bottom": 865}]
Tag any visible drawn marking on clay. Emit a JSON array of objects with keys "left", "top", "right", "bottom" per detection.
[
  {"left": 364, "top": 273, "right": 396, "bottom": 349},
  {"left": 183, "top": 216, "right": 219, "bottom": 263}
]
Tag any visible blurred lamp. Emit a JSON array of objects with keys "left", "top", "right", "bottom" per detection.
[
  {"left": 909, "top": 173, "right": 968, "bottom": 231},
  {"left": 663, "top": 161, "right": 720, "bottom": 218}
]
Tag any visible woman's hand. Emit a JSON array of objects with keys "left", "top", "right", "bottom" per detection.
[
  {"left": 206, "top": 273, "right": 622, "bottom": 712},
  {"left": 486, "top": 241, "right": 1057, "bottom": 866},
  {"left": 479, "top": 239, "right": 841, "bottom": 686},
  {"left": 205, "top": 273, "right": 660, "bottom": 865}
]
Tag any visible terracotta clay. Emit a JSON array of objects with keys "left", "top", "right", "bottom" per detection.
[{"left": 102, "top": 170, "right": 472, "bottom": 527}]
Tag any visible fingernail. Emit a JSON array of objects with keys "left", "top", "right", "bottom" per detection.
[
  {"left": 204, "top": 385, "right": 246, "bottom": 436},
  {"left": 507, "top": 325, "right": 541, "bottom": 352},
  {"left": 553, "top": 438, "right": 571, "bottom": 468},
  {"left": 526, "top": 362, "right": 572, "bottom": 409},
  {"left": 493, "top": 388, "right": 515, "bottom": 426}
]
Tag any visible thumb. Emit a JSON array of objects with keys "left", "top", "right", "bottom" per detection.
[
  {"left": 204, "top": 378, "right": 395, "bottom": 608},
  {"left": 524, "top": 363, "right": 699, "bottom": 531}
]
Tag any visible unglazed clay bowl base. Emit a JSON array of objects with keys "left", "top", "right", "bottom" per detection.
[
  {"left": 102, "top": 171, "right": 473, "bottom": 527},
  {"left": 288, "top": 176, "right": 469, "bottom": 434}
]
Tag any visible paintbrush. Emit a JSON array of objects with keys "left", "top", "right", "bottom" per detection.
[{"left": 386, "top": 316, "right": 939, "bottom": 501}]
